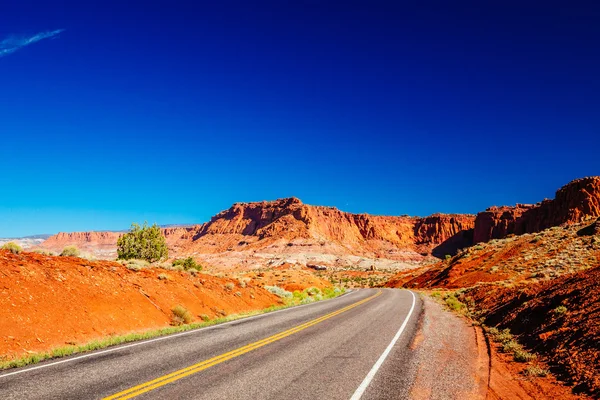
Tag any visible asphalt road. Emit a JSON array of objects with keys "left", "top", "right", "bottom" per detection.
[{"left": 0, "top": 289, "right": 422, "bottom": 400}]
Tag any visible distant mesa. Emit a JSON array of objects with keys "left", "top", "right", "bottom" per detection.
[
  {"left": 473, "top": 176, "right": 600, "bottom": 243},
  {"left": 37, "top": 177, "right": 600, "bottom": 263}
]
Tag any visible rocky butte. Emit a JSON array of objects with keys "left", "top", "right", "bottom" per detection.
[
  {"left": 41, "top": 197, "right": 475, "bottom": 263},
  {"left": 473, "top": 176, "right": 600, "bottom": 243}
]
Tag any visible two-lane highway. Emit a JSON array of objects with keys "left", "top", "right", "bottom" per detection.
[{"left": 0, "top": 289, "right": 420, "bottom": 399}]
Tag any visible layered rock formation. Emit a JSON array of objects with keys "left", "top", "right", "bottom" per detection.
[
  {"left": 473, "top": 177, "right": 600, "bottom": 243},
  {"left": 40, "top": 198, "right": 475, "bottom": 262},
  {"left": 41, "top": 176, "right": 600, "bottom": 265}
]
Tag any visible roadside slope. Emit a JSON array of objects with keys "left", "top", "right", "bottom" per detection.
[{"left": 0, "top": 250, "right": 278, "bottom": 359}]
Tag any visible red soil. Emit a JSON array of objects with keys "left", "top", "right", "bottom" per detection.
[
  {"left": 471, "top": 265, "right": 600, "bottom": 396},
  {"left": 387, "top": 218, "right": 600, "bottom": 397},
  {"left": 0, "top": 250, "right": 279, "bottom": 359}
]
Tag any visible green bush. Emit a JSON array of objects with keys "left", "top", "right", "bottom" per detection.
[
  {"left": 513, "top": 348, "right": 537, "bottom": 363},
  {"left": 444, "top": 295, "right": 465, "bottom": 312},
  {"left": 552, "top": 305, "right": 567, "bottom": 315},
  {"left": 117, "top": 222, "right": 168, "bottom": 262},
  {"left": 264, "top": 285, "right": 293, "bottom": 299},
  {"left": 502, "top": 340, "right": 522, "bottom": 354},
  {"left": 2, "top": 242, "right": 23, "bottom": 254},
  {"left": 490, "top": 328, "right": 514, "bottom": 343},
  {"left": 60, "top": 246, "right": 80, "bottom": 257},
  {"left": 524, "top": 365, "right": 549, "bottom": 377},
  {"left": 172, "top": 257, "right": 202, "bottom": 271},
  {"left": 171, "top": 305, "right": 193, "bottom": 326}
]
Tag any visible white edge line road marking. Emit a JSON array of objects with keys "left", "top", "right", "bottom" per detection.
[
  {"left": 0, "top": 290, "right": 359, "bottom": 379},
  {"left": 350, "top": 289, "right": 417, "bottom": 400}
]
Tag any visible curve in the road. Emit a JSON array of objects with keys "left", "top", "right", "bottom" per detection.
[{"left": 104, "top": 291, "right": 383, "bottom": 400}]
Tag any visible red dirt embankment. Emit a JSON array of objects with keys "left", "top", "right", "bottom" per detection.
[
  {"left": 470, "top": 265, "right": 600, "bottom": 396},
  {"left": 0, "top": 250, "right": 279, "bottom": 359},
  {"left": 386, "top": 218, "right": 600, "bottom": 397}
]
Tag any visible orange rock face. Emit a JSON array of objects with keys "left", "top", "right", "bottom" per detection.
[
  {"left": 40, "top": 198, "right": 475, "bottom": 261},
  {"left": 473, "top": 177, "right": 600, "bottom": 243}
]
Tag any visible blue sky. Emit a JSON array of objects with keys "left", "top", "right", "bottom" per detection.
[{"left": 1, "top": 1, "right": 599, "bottom": 237}]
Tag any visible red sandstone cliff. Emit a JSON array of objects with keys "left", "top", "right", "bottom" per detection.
[
  {"left": 473, "top": 177, "right": 600, "bottom": 243},
  {"left": 40, "top": 198, "right": 475, "bottom": 260}
]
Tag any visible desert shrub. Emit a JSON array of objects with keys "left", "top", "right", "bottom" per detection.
[
  {"left": 234, "top": 291, "right": 242, "bottom": 297},
  {"left": 117, "top": 222, "right": 168, "bottom": 262},
  {"left": 445, "top": 254, "right": 452, "bottom": 260},
  {"left": 264, "top": 285, "right": 293, "bottom": 299},
  {"left": 32, "top": 248, "right": 54, "bottom": 256},
  {"left": 305, "top": 287, "right": 321, "bottom": 296},
  {"left": 225, "top": 282, "right": 235, "bottom": 291},
  {"left": 524, "top": 365, "right": 549, "bottom": 377},
  {"left": 444, "top": 294, "right": 465, "bottom": 312},
  {"left": 121, "top": 259, "right": 150, "bottom": 271},
  {"left": 552, "top": 305, "right": 567, "bottom": 315},
  {"left": 322, "top": 287, "right": 342, "bottom": 298},
  {"left": 502, "top": 340, "right": 522, "bottom": 353},
  {"left": 60, "top": 246, "right": 80, "bottom": 257},
  {"left": 172, "top": 257, "right": 201, "bottom": 271},
  {"left": 490, "top": 328, "right": 514, "bottom": 343},
  {"left": 513, "top": 348, "right": 537, "bottom": 362},
  {"left": 200, "top": 314, "right": 210, "bottom": 322},
  {"left": 157, "top": 273, "right": 168, "bottom": 280},
  {"left": 2, "top": 242, "right": 23, "bottom": 254},
  {"left": 171, "top": 305, "right": 193, "bottom": 326}
]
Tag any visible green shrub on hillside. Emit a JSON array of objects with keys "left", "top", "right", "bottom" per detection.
[
  {"left": 60, "top": 246, "right": 80, "bottom": 257},
  {"left": 264, "top": 285, "right": 293, "bottom": 299},
  {"left": 553, "top": 305, "right": 567, "bottom": 315},
  {"left": 117, "top": 222, "right": 168, "bottom": 263},
  {"left": 172, "top": 257, "right": 202, "bottom": 271},
  {"left": 2, "top": 242, "right": 23, "bottom": 254},
  {"left": 171, "top": 305, "right": 193, "bottom": 326}
]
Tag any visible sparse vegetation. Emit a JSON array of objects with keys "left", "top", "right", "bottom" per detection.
[
  {"left": 157, "top": 273, "right": 168, "bottom": 280},
  {"left": 225, "top": 282, "right": 235, "bottom": 291},
  {"left": 264, "top": 285, "right": 293, "bottom": 299},
  {"left": 172, "top": 257, "right": 202, "bottom": 271},
  {"left": 0, "top": 280, "right": 346, "bottom": 371},
  {"left": 171, "top": 305, "right": 193, "bottom": 326},
  {"left": 120, "top": 259, "right": 150, "bottom": 271},
  {"left": 60, "top": 245, "right": 80, "bottom": 257},
  {"left": 117, "top": 222, "right": 168, "bottom": 262},
  {"left": 524, "top": 365, "right": 549, "bottom": 377},
  {"left": 553, "top": 305, "right": 567, "bottom": 315},
  {"left": 2, "top": 242, "right": 23, "bottom": 254},
  {"left": 486, "top": 326, "right": 537, "bottom": 363},
  {"left": 444, "top": 293, "right": 466, "bottom": 312},
  {"left": 32, "top": 249, "right": 55, "bottom": 256},
  {"left": 513, "top": 348, "right": 537, "bottom": 363}
]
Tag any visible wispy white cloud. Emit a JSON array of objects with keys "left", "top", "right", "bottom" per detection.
[{"left": 0, "top": 29, "right": 65, "bottom": 58}]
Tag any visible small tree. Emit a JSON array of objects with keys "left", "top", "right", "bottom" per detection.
[
  {"left": 2, "top": 242, "right": 23, "bottom": 254},
  {"left": 117, "top": 222, "right": 168, "bottom": 262},
  {"left": 60, "top": 245, "right": 80, "bottom": 257}
]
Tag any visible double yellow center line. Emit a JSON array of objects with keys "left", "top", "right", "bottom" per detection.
[{"left": 104, "top": 291, "right": 382, "bottom": 399}]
